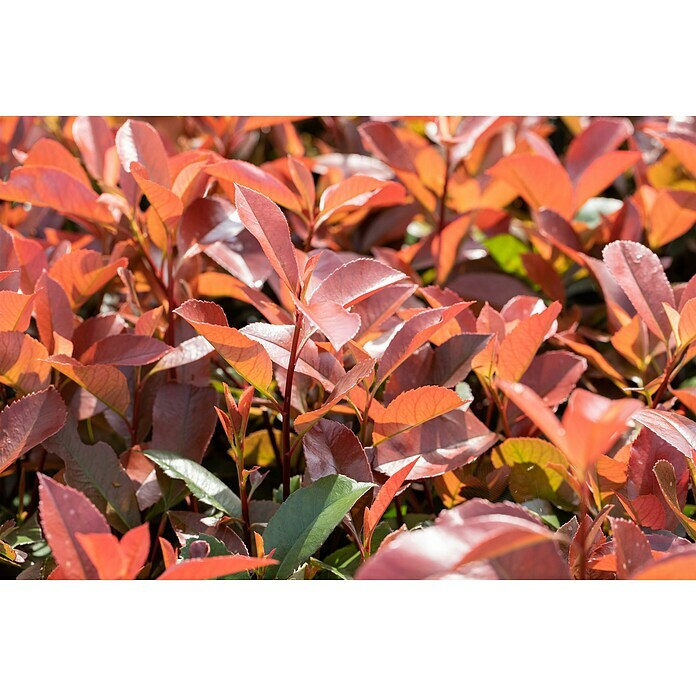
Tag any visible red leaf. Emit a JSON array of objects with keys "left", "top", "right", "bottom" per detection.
[
  {"left": 372, "top": 408, "right": 496, "bottom": 480},
  {"left": 115, "top": 119, "right": 171, "bottom": 188},
  {"left": 240, "top": 322, "right": 343, "bottom": 391},
  {"left": 633, "top": 408, "right": 696, "bottom": 459},
  {"left": 309, "top": 258, "right": 408, "bottom": 308},
  {"left": 609, "top": 517, "right": 653, "bottom": 579},
  {"left": 38, "top": 474, "right": 110, "bottom": 580},
  {"left": 652, "top": 459, "right": 696, "bottom": 539},
  {"left": 206, "top": 159, "right": 301, "bottom": 213},
  {"left": 234, "top": 185, "right": 300, "bottom": 294},
  {"left": 0, "top": 166, "right": 113, "bottom": 224},
  {"left": 602, "top": 241, "right": 675, "bottom": 342},
  {"left": 317, "top": 176, "right": 406, "bottom": 225},
  {"left": 376, "top": 303, "right": 472, "bottom": 385},
  {"left": 364, "top": 459, "right": 417, "bottom": 542},
  {"left": 297, "top": 299, "right": 361, "bottom": 352},
  {"left": 72, "top": 116, "right": 115, "bottom": 182},
  {"left": 626, "top": 427, "right": 688, "bottom": 531},
  {"left": 151, "top": 384, "right": 218, "bottom": 463},
  {"left": 34, "top": 271, "right": 74, "bottom": 352},
  {"left": 80, "top": 334, "right": 171, "bottom": 366},
  {"left": 302, "top": 419, "right": 373, "bottom": 484},
  {"left": 357, "top": 499, "right": 567, "bottom": 580},
  {"left": 565, "top": 117, "right": 633, "bottom": 181},
  {"left": 0, "top": 388, "right": 67, "bottom": 473}
]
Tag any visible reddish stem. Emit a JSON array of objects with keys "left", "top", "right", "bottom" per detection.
[{"left": 281, "top": 312, "right": 303, "bottom": 500}]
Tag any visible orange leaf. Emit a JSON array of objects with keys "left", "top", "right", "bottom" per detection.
[
  {"left": 0, "top": 332, "right": 51, "bottom": 394},
  {"left": 496, "top": 301, "right": 561, "bottom": 381},
  {"left": 647, "top": 189, "right": 696, "bottom": 248},
  {"left": 0, "top": 166, "right": 113, "bottom": 224},
  {"left": 573, "top": 150, "right": 641, "bottom": 210},
  {"left": 23, "top": 138, "right": 92, "bottom": 187},
  {"left": 630, "top": 550, "right": 696, "bottom": 579},
  {"left": 174, "top": 299, "right": 273, "bottom": 392},
  {"left": 0, "top": 291, "right": 34, "bottom": 331},
  {"left": 158, "top": 554, "right": 277, "bottom": 580},
  {"left": 364, "top": 459, "right": 417, "bottom": 544},
  {"left": 43, "top": 354, "right": 130, "bottom": 416},
  {"left": 76, "top": 524, "right": 150, "bottom": 580},
  {"left": 487, "top": 154, "right": 574, "bottom": 219},
  {"left": 294, "top": 359, "right": 375, "bottom": 431},
  {"left": 206, "top": 159, "right": 301, "bottom": 213},
  {"left": 372, "top": 386, "right": 466, "bottom": 445},
  {"left": 159, "top": 537, "right": 177, "bottom": 569},
  {"left": 130, "top": 162, "right": 183, "bottom": 226},
  {"left": 48, "top": 250, "right": 128, "bottom": 310}
]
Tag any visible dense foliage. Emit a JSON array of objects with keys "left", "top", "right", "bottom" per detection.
[{"left": 1, "top": 115, "right": 696, "bottom": 580}]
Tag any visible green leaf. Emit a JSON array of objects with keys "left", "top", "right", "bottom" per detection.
[
  {"left": 263, "top": 474, "right": 373, "bottom": 579},
  {"left": 491, "top": 437, "right": 579, "bottom": 511},
  {"left": 483, "top": 234, "right": 529, "bottom": 276},
  {"left": 179, "top": 532, "right": 251, "bottom": 580},
  {"left": 180, "top": 533, "right": 231, "bottom": 559},
  {"left": 272, "top": 474, "right": 301, "bottom": 504},
  {"left": 521, "top": 499, "right": 561, "bottom": 529},
  {"left": 145, "top": 450, "right": 241, "bottom": 519}
]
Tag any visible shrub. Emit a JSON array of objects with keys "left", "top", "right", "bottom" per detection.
[{"left": 1, "top": 115, "right": 695, "bottom": 580}]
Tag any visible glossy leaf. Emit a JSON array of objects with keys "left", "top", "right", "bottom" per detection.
[
  {"left": 174, "top": 299, "right": 273, "bottom": 392},
  {"left": 235, "top": 184, "right": 300, "bottom": 294},
  {"left": 0, "top": 388, "right": 67, "bottom": 474},
  {"left": 302, "top": 420, "right": 373, "bottom": 484},
  {"left": 372, "top": 386, "right": 466, "bottom": 444},
  {"left": 357, "top": 499, "right": 567, "bottom": 580},
  {"left": 144, "top": 450, "right": 242, "bottom": 518},
  {"left": 76, "top": 524, "right": 150, "bottom": 580},
  {"left": 38, "top": 474, "right": 110, "bottom": 580},
  {"left": 602, "top": 241, "right": 675, "bottom": 341},
  {"left": 43, "top": 355, "right": 130, "bottom": 416},
  {"left": 263, "top": 474, "right": 373, "bottom": 579},
  {"left": 80, "top": 334, "right": 171, "bottom": 366},
  {"left": 0, "top": 332, "right": 51, "bottom": 394},
  {"left": 158, "top": 554, "right": 277, "bottom": 580}
]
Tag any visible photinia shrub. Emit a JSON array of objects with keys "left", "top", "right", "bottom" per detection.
[{"left": 1, "top": 115, "right": 696, "bottom": 580}]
